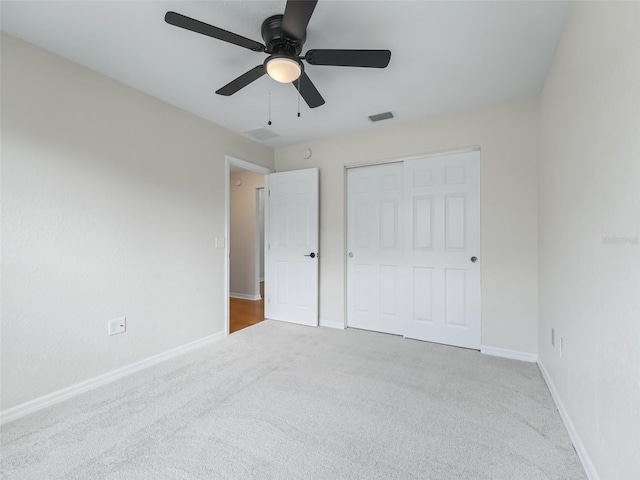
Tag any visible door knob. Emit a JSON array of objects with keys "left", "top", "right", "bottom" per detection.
[
  {"left": 348, "top": 252, "right": 354, "bottom": 258},
  {"left": 304, "top": 252, "right": 316, "bottom": 258},
  {"left": 470, "top": 256, "right": 478, "bottom": 263}
]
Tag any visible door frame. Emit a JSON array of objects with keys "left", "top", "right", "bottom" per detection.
[
  {"left": 343, "top": 146, "right": 482, "bottom": 341},
  {"left": 225, "top": 155, "right": 273, "bottom": 337},
  {"left": 255, "top": 187, "right": 266, "bottom": 292}
]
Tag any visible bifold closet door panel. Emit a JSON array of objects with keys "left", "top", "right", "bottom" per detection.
[
  {"left": 346, "top": 151, "right": 481, "bottom": 349},
  {"left": 346, "top": 162, "right": 405, "bottom": 335},
  {"left": 403, "top": 152, "right": 481, "bottom": 349}
]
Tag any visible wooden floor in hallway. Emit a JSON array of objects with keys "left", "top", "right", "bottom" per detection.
[{"left": 230, "top": 282, "right": 264, "bottom": 333}]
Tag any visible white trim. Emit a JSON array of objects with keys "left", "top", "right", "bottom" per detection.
[
  {"left": 480, "top": 345, "right": 538, "bottom": 363},
  {"left": 537, "top": 360, "right": 599, "bottom": 480},
  {"left": 255, "top": 188, "right": 266, "bottom": 304},
  {"left": 0, "top": 331, "right": 226, "bottom": 425},
  {"left": 319, "top": 319, "right": 346, "bottom": 329},
  {"left": 264, "top": 174, "right": 271, "bottom": 319},
  {"left": 225, "top": 159, "right": 231, "bottom": 337},
  {"left": 343, "top": 145, "right": 481, "bottom": 171},
  {"left": 230, "top": 292, "right": 262, "bottom": 301},
  {"left": 227, "top": 157, "right": 272, "bottom": 174}
]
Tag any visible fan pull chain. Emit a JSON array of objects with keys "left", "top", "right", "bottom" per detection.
[
  {"left": 268, "top": 89, "right": 272, "bottom": 126},
  {"left": 297, "top": 79, "right": 301, "bottom": 118}
]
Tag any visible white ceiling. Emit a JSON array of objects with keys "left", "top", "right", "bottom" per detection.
[{"left": 0, "top": 1, "right": 570, "bottom": 147}]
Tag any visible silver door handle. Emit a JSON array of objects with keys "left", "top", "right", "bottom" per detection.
[
  {"left": 304, "top": 253, "right": 316, "bottom": 258},
  {"left": 470, "top": 256, "right": 478, "bottom": 263},
  {"left": 348, "top": 252, "right": 354, "bottom": 258}
]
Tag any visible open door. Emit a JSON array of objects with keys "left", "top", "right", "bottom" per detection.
[{"left": 265, "top": 168, "right": 319, "bottom": 326}]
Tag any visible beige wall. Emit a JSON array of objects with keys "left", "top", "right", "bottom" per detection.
[
  {"left": 230, "top": 170, "right": 264, "bottom": 298},
  {"left": 275, "top": 97, "right": 540, "bottom": 355},
  {"left": 0, "top": 34, "right": 273, "bottom": 409},
  {"left": 3, "top": 6, "right": 639, "bottom": 472},
  {"left": 538, "top": 2, "right": 640, "bottom": 478}
]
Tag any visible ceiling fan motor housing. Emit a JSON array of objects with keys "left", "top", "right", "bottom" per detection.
[{"left": 261, "top": 14, "right": 304, "bottom": 56}]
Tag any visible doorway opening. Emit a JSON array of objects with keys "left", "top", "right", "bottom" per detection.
[{"left": 225, "top": 156, "right": 272, "bottom": 335}]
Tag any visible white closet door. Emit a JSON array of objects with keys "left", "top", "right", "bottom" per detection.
[
  {"left": 346, "top": 162, "right": 404, "bottom": 335},
  {"left": 403, "top": 151, "right": 481, "bottom": 349},
  {"left": 265, "top": 168, "right": 319, "bottom": 327},
  {"left": 346, "top": 152, "right": 481, "bottom": 349}
]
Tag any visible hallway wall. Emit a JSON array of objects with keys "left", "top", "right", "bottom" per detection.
[{"left": 230, "top": 170, "right": 265, "bottom": 299}]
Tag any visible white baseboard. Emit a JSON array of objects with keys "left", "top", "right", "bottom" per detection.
[
  {"left": 537, "top": 360, "right": 599, "bottom": 480},
  {"left": 230, "top": 292, "right": 262, "bottom": 301},
  {"left": 319, "top": 319, "right": 345, "bottom": 329},
  {"left": 0, "top": 331, "right": 226, "bottom": 425},
  {"left": 480, "top": 345, "right": 538, "bottom": 363}
]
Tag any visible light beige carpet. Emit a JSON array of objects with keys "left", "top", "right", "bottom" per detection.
[{"left": 1, "top": 320, "right": 585, "bottom": 479}]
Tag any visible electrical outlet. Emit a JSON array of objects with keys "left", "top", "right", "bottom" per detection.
[
  {"left": 551, "top": 328, "right": 555, "bottom": 347},
  {"left": 108, "top": 317, "right": 126, "bottom": 336}
]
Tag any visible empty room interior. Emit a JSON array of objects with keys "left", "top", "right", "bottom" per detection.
[{"left": 1, "top": 1, "right": 638, "bottom": 479}]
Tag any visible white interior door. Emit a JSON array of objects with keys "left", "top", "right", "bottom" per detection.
[
  {"left": 346, "top": 162, "right": 404, "bottom": 335},
  {"left": 346, "top": 151, "right": 481, "bottom": 349},
  {"left": 402, "top": 151, "right": 481, "bottom": 349},
  {"left": 265, "top": 168, "right": 319, "bottom": 326}
]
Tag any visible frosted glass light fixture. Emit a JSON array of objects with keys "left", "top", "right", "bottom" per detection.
[{"left": 265, "top": 56, "right": 302, "bottom": 83}]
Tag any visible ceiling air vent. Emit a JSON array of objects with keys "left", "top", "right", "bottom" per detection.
[
  {"left": 244, "top": 127, "right": 280, "bottom": 141},
  {"left": 368, "top": 111, "right": 394, "bottom": 123}
]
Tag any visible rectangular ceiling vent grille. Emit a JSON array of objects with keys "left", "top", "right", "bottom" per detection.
[
  {"left": 368, "top": 111, "right": 395, "bottom": 122},
  {"left": 244, "top": 127, "right": 280, "bottom": 141}
]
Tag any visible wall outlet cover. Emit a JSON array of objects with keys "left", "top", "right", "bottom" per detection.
[{"left": 108, "top": 317, "right": 126, "bottom": 336}]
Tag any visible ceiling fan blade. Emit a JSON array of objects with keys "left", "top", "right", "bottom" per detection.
[
  {"left": 305, "top": 49, "right": 391, "bottom": 68},
  {"left": 292, "top": 72, "right": 325, "bottom": 108},
  {"left": 165, "top": 11, "right": 265, "bottom": 52},
  {"left": 216, "top": 66, "right": 266, "bottom": 96},
  {"left": 281, "top": 0, "right": 318, "bottom": 41}
]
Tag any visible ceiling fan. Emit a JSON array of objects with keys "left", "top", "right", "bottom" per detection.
[{"left": 165, "top": 0, "right": 391, "bottom": 108}]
